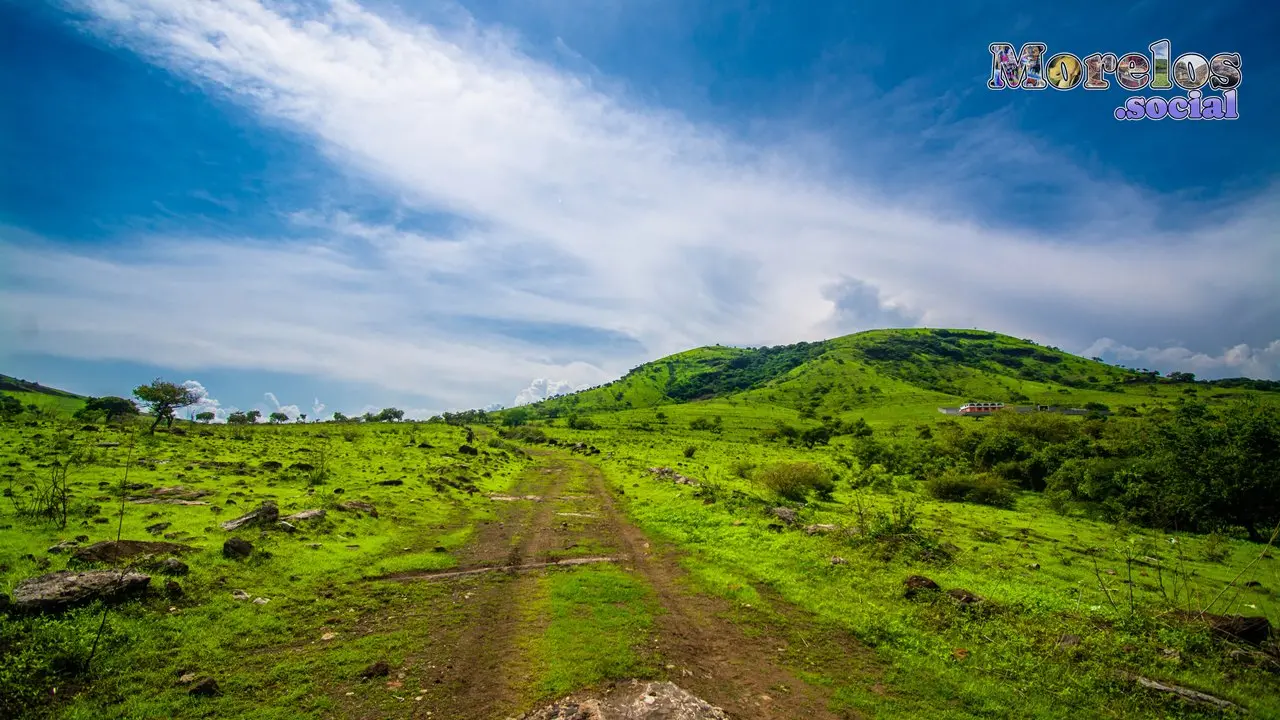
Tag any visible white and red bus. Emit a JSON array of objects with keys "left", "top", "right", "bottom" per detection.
[{"left": 958, "top": 402, "right": 1005, "bottom": 416}]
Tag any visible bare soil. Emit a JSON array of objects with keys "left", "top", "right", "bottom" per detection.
[{"left": 329, "top": 453, "right": 877, "bottom": 719}]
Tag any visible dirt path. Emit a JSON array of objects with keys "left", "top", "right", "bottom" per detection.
[{"left": 342, "top": 453, "right": 868, "bottom": 720}]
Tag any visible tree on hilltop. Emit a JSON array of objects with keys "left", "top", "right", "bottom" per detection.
[
  {"left": 79, "top": 396, "right": 140, "bottom": 424},
  {"left": 246, "top": 410, "right": 262, "bottom": 424},
  {"left": 268, "top": 411, "right": 289, "bottom": 424},
  {"left": 195, "top": 411, "right": 215, "bottom": 423},
  {"left": 133, "top": 379, "right": 201, "bottom": 433}
]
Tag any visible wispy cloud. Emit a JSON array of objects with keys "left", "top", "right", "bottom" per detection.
[
  {"left": 1, "top": 0, "right": 1276, "bottom": 409},
  {"left": 513, "top": 378, "right": 581, "bottom": 406},
  {"left": 1086, "top": 338, "right": 1280, "bottom": 380}
]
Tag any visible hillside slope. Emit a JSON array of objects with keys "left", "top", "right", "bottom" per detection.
[{"left": 519, "top": 329, "right": 1142, "bottom": 418}]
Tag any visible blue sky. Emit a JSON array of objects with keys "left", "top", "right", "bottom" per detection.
[{"left": 1, "top": 0, "right": 1277, "bottom": 419}]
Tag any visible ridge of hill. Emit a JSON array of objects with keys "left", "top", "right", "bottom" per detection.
[
  {"left": 0, "top": 374, "right": 87, "bottom": 400},
  {"left": 515, "top": 328, "right": 1274, "bottom": 420}
]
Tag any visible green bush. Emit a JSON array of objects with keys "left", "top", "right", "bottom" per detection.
[
  {"left": 755, "top": 461, "right": 833, "bottom": 502},
  {"left": 925, "top": 469, "right": 1015, "bottom": 508},
  {"left": 501, "top": 426, "right": 549, "bottom": 443}
]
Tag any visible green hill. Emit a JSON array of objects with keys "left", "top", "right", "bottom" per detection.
[
  {"left": 510, "top": 328, "right": 1272, "bottom": 426},
  {"left": 0, "top": 374, "right": 87, "bottom": 415}
]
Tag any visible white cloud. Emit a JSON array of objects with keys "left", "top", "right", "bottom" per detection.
[
  {"left": 311, "top": 397, "right": 326, "bottom": 420},
  {"left": 0, "top": 0, "right": 1276, "bottom": 413},
  {"left": 264, "top": 391, "right": 303, "bottom": 420},
  {"left": 513, "top": 378, "right": 580, "bottom": 406},
  {"left": 1085, "top": 338, "right": 1280, "bottom": 380},
  {"left": 182, "top": 379, "right": 229, "bottom": 422}
]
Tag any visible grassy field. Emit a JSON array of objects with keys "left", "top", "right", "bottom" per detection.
[{"left": 3, "top": 329, "right": 1279, "bottom": 719}]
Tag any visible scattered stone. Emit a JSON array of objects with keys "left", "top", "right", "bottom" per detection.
[
  {"left": 71, "top": 540, "right": 194, "bottom": 565},
  {"left": 178, "top": 672, "right": 198, "bottom": 684},
  {"left": 285, "top": 509, "right": 326, "bottom": 522},
  {"left": 947, "top": 588, "right": 985, "bottom": 608},
  {"left": 232, "top": 590, "right": 250, "bottom": 600},
  {"left": 1057, "top": 634, "right": 1081, "bottom": 648},
  {"left": 830, "top": 556, "right": 847, "bottom": 565},
  {"left": 361, "top": 660, "right": 391, "bottom": 679},
  {"left": 47, "top": 540, "right": 80, "bottom": 554},
  {"left": 188, "top": 677, "right": 221, "bottom": 697},
  {"left": 131, "top": 486, "right": 214, "bottom": 501},
  {"left": 12, "top": 570, "right": 151, "bottom": 612},
  {"left": 252, "top": 597, "right": 270, "bottom": 605},
  {"left": 278, "top": 521, "right": 297, "bottom": 534},
  {"left": 220, "top": 501, "right": 279, "bottom": 531},
  {"left": 458, "top": 444, "right": 479, "bottom": 456},
  {"left": 261, "top": 461, "right": 282, "bottom": 470},
  {"left": 1028, "top": 563, "right": 1041, "bottom": 570},
  {"left": 156, "top": 558, "right": 189, "bottom": 576},
  {"left": 804, "top": 524, "right": 837, "bottom": 535},
  {"left": 321, "top": 632, "right": 336, "bottom": 641},
  {"left": 223, "top": 537, "right": 253, "bottom": 560},
  {"left": 770, "top": 507, "right": 798, "bottom": 525},
  {"left": 904, "top": 575, "right": 941, "bottom": 599},
  {"left": 1245, "top": 580, "right": 1264, "bottom": 589},
  {"left": 336, "top": 501, "right": 378, "bottom": 518},
  {"left": 145, "top": 522, "right": 172, "bottom": 536},
  {"left": 74, "top": 535, "right": 89, "bottom": 543},
  {"left": 97, "top": 441, "right": 121, "bottom": 448},
  {"left": 377, "top": 479, "right": 404, "bottom": 486},
  {"left": 648, "top": 466, "right": 699, "bottom": 486},
  {"left": 165, "top": 580, "right": 184, "bottom": 598}
]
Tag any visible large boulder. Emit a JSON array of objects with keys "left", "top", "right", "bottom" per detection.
[
  {"left": 12, "top": 570, "right": 151, "bottom": 612},
  {"left": 520, "top": 681, "right": 727, "bottom": 720},
  {"left": 904, "top": 575, "right": 941, "bottom": 599},
  {"left": 71, "top": 540, "right": 195, "bottom": 565},
  {"left": 223, "top": 538, "right": 254, "bottom": 560},
  {"left": 221, "top": 501, "right": 279, "bottom": 531}
]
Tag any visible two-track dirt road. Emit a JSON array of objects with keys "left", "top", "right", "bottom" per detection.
[{"left": 341, "top": 454, "right": 871, "bottom": 719}]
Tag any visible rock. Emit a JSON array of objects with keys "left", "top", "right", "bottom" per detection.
[
  {"left": 75, "top": 535, "right": 89, "bottom": 543},
  {"left": 153, "top": 557, "right": 189, "bottom": 575},
  {"left": 377, "top": 480, "right": 404, "bottom": 486},
  {"left": 220, "top": 501, "right": 279, "bottom": 531},
  {"left": 361, "top": 660, "right": 391, "bottom": 679},
  {"left": 252, "top": 597, "right": 270, "bottom": 605},
  {"left": 278, "top": 521, "right": 297, "bottom": 534},
  {"left": 0, "top": 592, "right": 10, "bottom": 612},
  {"left": 12, "top": 570, "right": 151, "bottom": 612},
  {"left": 1028, "top": 563, "right": 1041, "bottom": 570},
  {"left": 188, "top": 677, "right": 221, "bottom": 697},
  {"left": 1057, "top": 634, "right": 1081, "bottom": 648},
  {"left": 1178, "top": 611, "right": 1273, "bottom": 646},
  {"left": 458, "top": 444, "right": 479, "bottom": 456},
  {"left": 71, "top": 540, "right": 194, "bottom": 565},
  {"left": 1128, "top": 674, "right": 1237, "bottom": 711},
  {"left": 47, "top": 540, "right": 80, "bottom": 554},
  {"left": 222, "top": 537, "right": 253, "bottom": 560},
  {"left": 336, "top": 501, "right": 378, "bottom": 518},
  {"left": 519, "top": 680, "right": 727, "bottom": 719},
  {"left": 947, "top": 588, "right": 985, "bottom": 608},
  {"left": 285, "top": 509, "right": 326, "bottom": 522},
  {"left": 145, "top": 522, "right": 172, "bottom": 536},
  {"left": 804, "top": 524, "right": 837, "bottom": 535},
  {"left": 904, "top": 575, "right": 941, "bottom": 599},
  {"left": 830, "top": 556, "right": 847, "bottom": 565},
  {"left": 1245, "top": 580, "right": 1264, "bottom": 589},
  {"left": 261, "top": 461, "right": 282, "bottom": 470},
  {"left": 232, "top": 590, "right": 250, "bottom": 600},
  {"left": 177, "top": 672, "right": 198, "bottom": 684},
  {"left": 770, "top": 507, "right": 798, "bottom": 525},
  {"left": 165, "top": 580, "right": 184, "bottom": 598}
]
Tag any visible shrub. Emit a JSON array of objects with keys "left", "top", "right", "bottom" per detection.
[
  {"left": 925, "top": 470, "right": 1015, "bottom": 508},
  {"left": 755, "top": 461, "right": 833, "bottom": 502},
  {"left": 501, "top": 426, "right": 549, "bottom": 444},
  {"left": 729, "top": 459, "right": 755, "bottom": 479},
  {"left": 683, "top": 446, "right": 697, "bottom": 459}
]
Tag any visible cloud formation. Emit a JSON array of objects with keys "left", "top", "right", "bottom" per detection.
[
  {"left": 0, "top": 0, "right": 1276, "bottom": 411},
  {"left": 182, "top": 379, "right": 229, "bottom": 421},
  {"left": 513, "top": 378, "right": 580, "bottom": 407},
  {"left": 1086, "top": 339, "right": 1280, "bottom": 381}
]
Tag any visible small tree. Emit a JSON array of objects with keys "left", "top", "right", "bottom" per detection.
[
  {"left": 246, "top": 410, "right": 262, "bottom": 424},
  {"left": 333, "top": 411, "right": 348, "bottom": 422},
  {"left": 298, "top": 414, "right": 307, "bottom": 423},
  {"left": 503, "top": 407, "right": 531, "bottom": 427},
  {"left": 133, "top": 379, "right": 201, "bottom": 433},
  {"left": 376, "top": 407, "right": 405, "bottom": 422},
  {"left": 268, "top": 411, "right": 289, "bottom": 424},
  {"left": 82, "top": 396, "right": 140, "bottom": 424},
  {"left": 227, "top": 411, "right": 249, "bottom": 425},
  {"left": 195, "top": 411, "right": 215, "bottom": 423}
]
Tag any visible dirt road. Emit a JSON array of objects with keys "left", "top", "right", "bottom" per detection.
[{"left": 345, "top": 454, "right": 869, "bottom": 719}]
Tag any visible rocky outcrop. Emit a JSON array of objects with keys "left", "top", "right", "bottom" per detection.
[
  {"left": 12, "top": 570, "right": 151, "bottom": 612},
  {"left": 520, "top": 680, "right": 728, "bottom": 719},
  {"left": 71, "top": 540, "right": 194, "bottom": 565},
  {"left": 221, "top": 501, "right": 279, "bottom": 531}
]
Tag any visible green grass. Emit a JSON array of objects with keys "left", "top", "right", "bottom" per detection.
[{"left": 524, "top": 564, "right": 658, "bottom": 697}]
